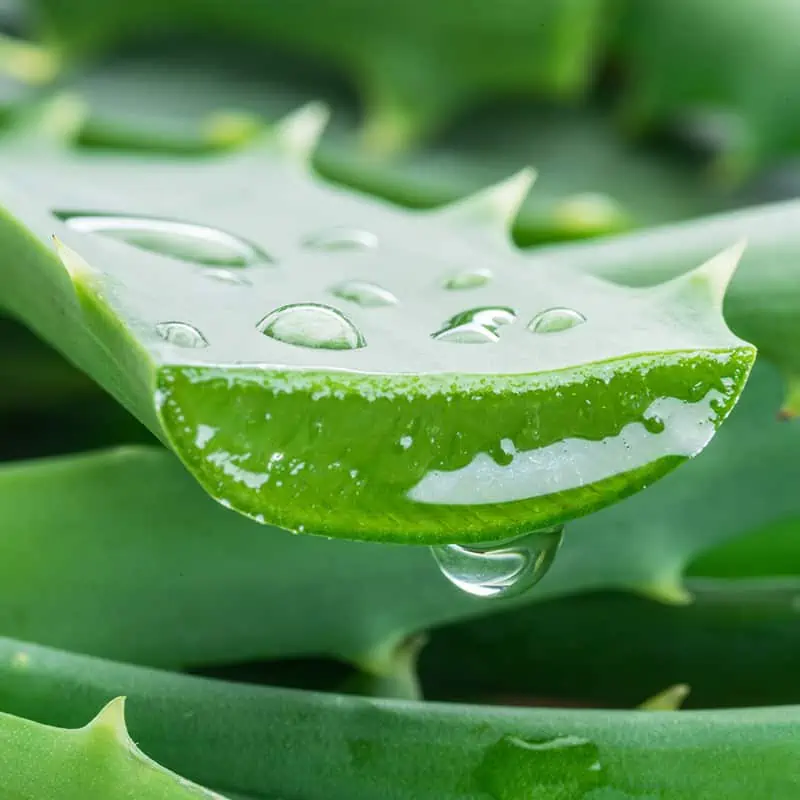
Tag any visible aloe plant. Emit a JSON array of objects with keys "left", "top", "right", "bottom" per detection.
[{"left": 2, "top": 0, "right": 800, "bottom": 797}]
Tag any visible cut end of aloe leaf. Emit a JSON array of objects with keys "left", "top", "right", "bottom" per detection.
[{"left": 0, "top": 104, "right": 756, "bottom": 544}]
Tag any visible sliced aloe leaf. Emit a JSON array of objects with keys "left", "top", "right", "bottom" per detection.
[
  {"left": 0, "top": 695, "right": 227, "bottom": 799},
  {"left": 0, "top": 362, "right": 793, "bottom": 670},
  {"left": 3, "top": 635, "right": 800, "bottom": 800},
  {"left": 0, "top": 102, "right": 755, "bottom": 540}
]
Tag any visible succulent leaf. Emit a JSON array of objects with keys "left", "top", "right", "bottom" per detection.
[
  {"left": 2, "top": 636, "right": 800, "bottom": 799},
  {"left": 0, "top": 102, "right": 755, "bottom": 540},
  {"left": 31, "top": 0, "right": 607, "bottom": 150},
  {"left": 0, "top": 695, "right": 227, "bottom": 798}
]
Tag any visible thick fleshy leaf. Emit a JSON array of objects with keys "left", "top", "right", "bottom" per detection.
[
  {"left": 2, "top": 636, "right": 800, "bottom": 799},
  {"left": 0, "top": 104, "right": 754, "bottom": 540},
  {"left": 0, "top": 695, "right": 227, "bottom": 799}
]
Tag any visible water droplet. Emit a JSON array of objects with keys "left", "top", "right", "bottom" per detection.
[
  {"left": 258, "top": 303, "right": 366, "bottom": 350},
  {"left": 56, "top": 212, "right": 270, "bottom": 267},
  {"left": 527, "top": 307, "right": 586, "bottom": 334},
  {"left": 433, "top": 306, "right": 516, "bottom": 344},
  {"left": 331, "top": 280, "right": 398, "bottom": 307},
  {"left": 431, "top": 526, "right": 563, "bottom": 599},
  {"left": 205, "top": 268, "right": 252, "bottom": 286},
  {"left": 303, "top": 228, "right": 378, "bottom": 251},
  {"left": 443, "top": 268, "right": 493, "bottom": 290},
  {"left": 156, "top": 321, "right": 208, "bottom": 348},
  {"left": 642, "top": 414, "right": 665, "bottom": 434},
  {"left": 475, "top": 734, "right": 605, "bottom": 800}
]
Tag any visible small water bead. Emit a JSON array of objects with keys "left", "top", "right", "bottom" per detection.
[
  {"left": 443, "top": 268, "right": 493, "bottom": 290},
  {"left": 303, "top": 227, "right": 378, "bottom": 251},
  {"left": 431, "top": 526, "right": 564, "bottom": 599},
  {"left": 258, "top": 303, "right": 366, "bottom": 350},
  {"left": 56, "top": 212, "right": 270, "bottom": 267},
  {"left": 433, "top": 306, "right": 516, "bottom": 345},
  {"left": 527, "top": 307, "right": 586, "bottom": 334},
  {"left": 156, "top": 321, "right": 208, "bottom": 348},
  {"left": 642, "top": 413, "right": 666, "bottom": 434},
  {"left": 330, "top": 280, "right": 398, "bottom": 307}
]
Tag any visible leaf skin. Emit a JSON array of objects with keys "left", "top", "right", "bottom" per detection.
[
  {"left": 3, "top": 636, "right": 800, "bottom": 799},
  {"left": 0, "top": 360, "right": 792, "bottom": 672},
  {"left": 0, "top": 696, "right": 227, "bottom": 799}
]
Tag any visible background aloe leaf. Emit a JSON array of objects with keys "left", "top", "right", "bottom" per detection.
[
  {"left": 29, "top": 0, "right": 610, "bottom": 151},
  {"left": 613, "top": 0, "right": 800, "bottom": 177},
  {"left": 2, "top": 635, "right": 800, "bottom": 799},
  {"left": 0, "top": 360, "right": 792, "bottom": 672},
  {"left": 0, "top": 695, "right": 230, "bottom": 799}
]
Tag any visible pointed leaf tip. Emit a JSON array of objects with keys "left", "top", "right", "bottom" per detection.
[
  {"left": 15, "top": 92, "right": 86, "bottom": 146},
  {"left": 679, "top": 240, "right": 747, "bottom": 309},
  {"left": 778, "top": 373, "right": 800, "bottom": 421},
  {"left": 432, "top": 167, "right": 536, "bottom": 241},
  {"left": 635, "top": 578, "right": 693, "bottom": 606},
  {"left": 52, "top": 235, "right": 93, "bottom": 282},
  {"left": 638, "top": 684, "right": 691, "bottom": 711},
  {"left": 273, "top": 101, "right": 330, "bottom": 163},
  {"left": 88, "top": 696, "right": 129, "bottom": 736}
]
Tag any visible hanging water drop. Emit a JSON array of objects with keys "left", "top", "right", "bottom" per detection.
[
  {"left": 303, "top": 227, "right": 378, "bottom": 251},
  {"left": 443, "top": 268, "right": 493, "bottom": 290},
  {"left": 527, "top": 307, "right": 586, "bottom": 334},
  {"left": 331, "top": 279, "right": 398, "bottom": 307},
  {"left": 431, "top": 526, "right": 564, "bottom": 598},
  {"left": 156, "top": 321, "right": 209, "bottom": 349},
  {"left": 258, "top": 302, "right": 366, "bottom": 350},
  {"left": 56, "top": 212, "right": 271, "bottom": 267},
  {"left": 433, "top": 306, "right": 516, "bottom": 344}
]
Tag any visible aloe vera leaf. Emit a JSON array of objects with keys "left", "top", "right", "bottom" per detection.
[
  {"left": 31, "top": 0, "right": 607, "bottom": 150},
  {"left": 0, "top": 361, "right": 791, "bottom": 670},
  {"left": 614, "top": 0, "right": 800, "bottom": 177},
  {"left": 0, "top": 694, "right": 229, "bottom": 799},
  {"left": 3, "top": 637, "right": 800, "bottom": 800},
  {"left": 422, "top": 579, "right": 800, "bottom": 711},
  {"left": 0, "top": 104, "right": 755, "bottom": 540}
]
